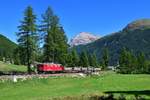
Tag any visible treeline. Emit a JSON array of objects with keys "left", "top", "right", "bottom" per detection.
[
  {"left": 66, "top": 48, "right": 109, "bottom": 69},
  {"left": 117, "top": 48, "right": 150, "bottom": 74},
  {"left": 67, "top": 49, "right": 99, "bottom": 68}
]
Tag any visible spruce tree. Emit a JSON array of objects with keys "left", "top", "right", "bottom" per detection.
[
  {"left": 118, "top": 48, "right": 138, "bottom": 74},
  {"left": 40, "top": 7, "right": 55, "bottom": 62},
  {"left": 79, "top": 51, "right": 89, "bottom": 67},
  {"left": 125, "top": 51, "right": 134, "bottom": 73},
  {"left": 93, "top": 52, "right": 98, "bottom": 67},
  {"left": 89, "top": 54, "right": 93, "bottom": 67},
  {"left": 101, "top": 48, "right": 109, "bottom": 70},
  {"left": 17, "top": 6, "right": 38, "bottom": 74},
  {"left": 13, "top": 48, "right": 21, "bottom": 65},
  {"left": 89, "top": 52, "right": 98, "bottom": 67},
  {"left": 40, "top": 7, "right": 68, "bottom": 65},
  {"left": 66, "top": 53, "right": 73, "bottom": 67},
  {"left": 118, "top": 48, "right": 131, "bottom": 73},
  {"left": 147, "top": 61, "right": 150, "bottom": 73},
  {"left": 130, "top": 54, "right": 138, "bottom": 73},
  {"left": 137, "top": 52, "right": 146, "bottom": 73},
  {"left": 71, "top": 49, "right": 79, "bottom": 67},
  {"left": 54, "top": 26, "right": 68, "bottom": 65}
]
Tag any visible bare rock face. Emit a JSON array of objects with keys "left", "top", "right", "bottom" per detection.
[
  {"left": 125, "top": 19, "right": 150, "bottom": 31},
  {"left": 70, "top": 32, "right": 100, "bottom": 47}
]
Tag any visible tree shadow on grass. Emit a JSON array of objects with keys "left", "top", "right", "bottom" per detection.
[{"left": 104, "top": 90, "right": 150, "bottom": 96}]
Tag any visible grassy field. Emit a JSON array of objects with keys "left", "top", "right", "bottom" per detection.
[
  {"left": 0, "top": 61, "right": 27, "bottom": 73},
  {"left": 0, "top": 72, "right": 150, "bottom": 100}
]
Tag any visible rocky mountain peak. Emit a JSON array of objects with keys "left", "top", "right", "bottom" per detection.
[
  {"left": 70, "top": 32, "right": 100, "bottom": 47},
  {"left": 124, "top": 19, "right": 150, "bottom": 31}
]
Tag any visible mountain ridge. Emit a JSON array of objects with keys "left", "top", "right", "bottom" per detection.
[{"left": 74, "top": 19, "right": 150, "bottom": 65}]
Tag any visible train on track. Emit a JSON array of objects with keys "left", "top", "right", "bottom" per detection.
[
  {"left": 36, "top": 63, "right": 101, "bottom": 74},
  {"left": 37, "top": 63, "right": 64, "bottom": 73}
]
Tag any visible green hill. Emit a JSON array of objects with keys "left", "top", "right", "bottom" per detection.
[
  {"left": 75, "top": 19, "right": 150, "bottom": 65},
  {"left": 0, "top": 34, "right": 17, "bottom": 60},
  {"left": 0, "top": 61, "right": 26, "bottom": 73}
]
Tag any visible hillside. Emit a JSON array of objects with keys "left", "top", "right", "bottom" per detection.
[
  {"left": 0, "top": 61, "right": 26, "bottom": 73},
  {"left": 0, "top": 34, "right": 17, "bottom": 59},
  {"left": 75, "top": 19, "right": 150, "bottom": 65}
]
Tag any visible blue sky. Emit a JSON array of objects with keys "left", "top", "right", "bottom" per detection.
[{"left": 0, "top": 0, "right": 150, "bottom": 43}]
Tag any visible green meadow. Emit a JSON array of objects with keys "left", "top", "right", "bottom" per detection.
[
  {"left": 0, "top": 61, "right": 27, "bottom": 73},
  {"left": 0, "top": 72, "right": 150, "bottom": 100}
]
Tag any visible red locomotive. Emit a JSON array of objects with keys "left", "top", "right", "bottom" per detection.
[
  {"left": 37, "top": 63, "right": 64, "bottom": 73},
  {"left": 35, "top": 63, "right": 101, "bottom": 74}
]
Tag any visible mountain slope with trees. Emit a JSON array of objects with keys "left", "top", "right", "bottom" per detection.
[
  {"left": 0, "top": 34, "right": 17, "bottom": 61},
  {"left": 75, "top": 19, "right": 150, "bottom": 65}
]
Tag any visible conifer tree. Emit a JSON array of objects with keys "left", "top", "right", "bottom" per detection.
[
  {"left": 54, "top": 26, "right": 68, "bottom": 65},
  {"left": 118, "top": 48, "right": 138, "bottom": 74},
  {"left": 79, "top": 51, "right": 89, "bottom": 67},
  {"left": 13, "top": 48, "right": 21, "bottom": 65},
  {"left": 17, "top": 6, "right": 38, "bottom": 74},
  {"left": 71, "top": 49, "right": 79, "bottom": 67},
  {"left": 137, "top": 52, "right": 146, "bottom": 73},
  {"left": 125, "top": 51, "right": 135, "bottom": 73},
  {"left": 40, "top": 7, "right": 68, "bottom": 65},
  {"left": 89, "top": 52, "right": 98, "bottom": 67},
  {"left": 93, "top": 52, "right": 99, "bottom": 67},
  {"left": 89, "top": 54, "right": 94, "bottom": 67},
  {"left": 66, "top": 53, "right": 73, "bottom": 67},
  {"left": 40, "top": 7, "right": 55, "bottom": 62},
  {"left": 101, "top": 48, "right": 109, "bottom": 70},
  {"left": 118, "top": 48, "right": 131, "bottom": 73},
  {"left": 130, "top": 54, "right": 138, "bottom": 73}
]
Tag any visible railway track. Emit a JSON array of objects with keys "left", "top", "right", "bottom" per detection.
[
  {"left": 0, "top": 72, "right": 90, "bottom": 82},
  {"left": 0, "top": 68, "right": 101, "bottom": 82}
]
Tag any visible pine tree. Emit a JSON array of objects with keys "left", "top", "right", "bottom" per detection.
[
  {"left": 89, "top": 52, "right": 98, "bottom": 67},
  {"left": 130, "top": 54, "right": 138, "bottom": 74},
  {"left": 89, "top": 54, "right": 93, "bottom": 67},
  {"left": 13, "top": 48, "right": 21, "bottom": 65},
  {"left": 101, "top": 48, "right": 109, "bottom": 70},
  {"left": 118, "top": 48, "right": 138, "bottom": 74},
  {"left": 66, "top": 53, "right": 73, "bottom": 67},
  {"left": 17, "top": 6, "right": 38, "bottom": 74},
  {"left": 40, "top": 7, "right": 55, "bottom": 62},
  {"left": 125, "top": 51, "right": 135, "bottom": 74},
  {"left": 137, "top": 52, "right": 147, "bottom": 73},
  {"left": 118, "top": 48, "right": 131, "bottom": 73},
  {"left": 54, "top": 26, "right": 68, "bottom": 65},
  {"left": 40, "top": 7, "right": 68, "bottom": 65},
  {"left": 79, "top": 51, "right": 89, "bottom": 67},
  {"left": 93, "top": 53, "right": 99, "bottom": 67},
  {"left": 71, "top": 49, "right": 79, "bottom": 67},
  {"left": 147, "top": 61, "right": 150, "bottom": 74},
  {"left": 118, "top": 48, "right": 126, "bottom": 73}
]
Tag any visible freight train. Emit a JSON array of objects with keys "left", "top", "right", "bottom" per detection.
[{"left": 36, "top": 63, "right": 101, "bottom": 74}]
